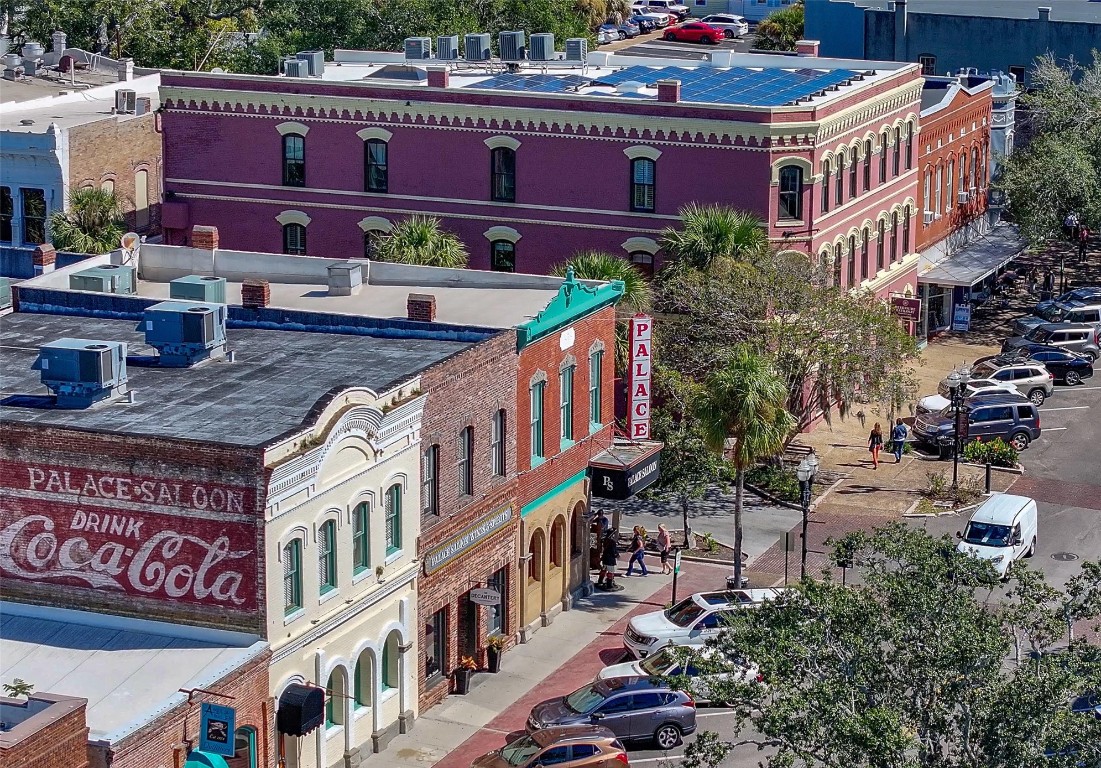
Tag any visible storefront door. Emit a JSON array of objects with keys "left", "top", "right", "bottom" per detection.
[{"left": 461, "top": 595, "right": 478, "bottom": 661}]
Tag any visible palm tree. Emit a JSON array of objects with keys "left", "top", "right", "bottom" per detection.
[
  {"left": 550, "top": 250, "right": 652, "bottom": 312},
  {"left": 48, "top": 187, "right": 126, "bottom": 254},
  {"left": 373, "top": 215, "right": 468, "bottom": 268},
  {"left": 754, "top": 3, "right": 805, "bottom": 52},
  {"left": 659, "top": 204, "right": 769, "bottom": 272},
  {"left": 696, "top": 346, "right": 795, "bottom": 587}
]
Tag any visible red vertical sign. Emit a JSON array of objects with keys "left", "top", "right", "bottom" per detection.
[{"left": 629, "top": 314, "right": 653, "bottom": 440}]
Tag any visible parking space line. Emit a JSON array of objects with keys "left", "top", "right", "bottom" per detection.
[
  {"left": 1043, "top": 406, "right": 1091, "bottom": 411},
  {"left": 632, "top": 757, "right": 685, "bottom": 764},
  {"left": 1043, "top": 427, "right": 1069, "bottom": 431}
]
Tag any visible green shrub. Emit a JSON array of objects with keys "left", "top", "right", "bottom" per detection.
[
  {"left": 885, "top": 439, "right": 914, "bottom": 454},
  {"left": 962, "top": 437, "right": 1019, "bottom": 468},
  {"left": 746, "top": 465, "right": 802, "bottom": 502}
]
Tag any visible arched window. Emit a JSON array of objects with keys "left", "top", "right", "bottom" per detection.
[
  {"left": 528, "top": 531, "right": 544, "bottom": 583},
  {"left": 354, "top": 650, "right": 373, "bottom": 708},
  {"left": 570, "top": 505, "right": 584, "bottom": 556},
  {"left": 981, "top": 141, "right": 989, "bottom": 186},
  {"left": 382, "top": 631, "right": 400, "bottom": 690},
  {"left": 283, "top": 538, "right": 302, "bottom": 615},
  {"left": 876, "top": 219, "right": 886, "bottom": 271},
  {"left": 833, "top": 242, "right": 843, "bottom": 287},
  {"left": 352, "top": 502, "right": 370, "bottom": 574},
  {"left": 903, "top": 205, "right": 913, "bottom": 254},
  {"left": 629, "top": 251, "right": 654, "bottom": 277},
  {"left": 970, "top": 146, "right": 979, "bottom": 190},
  {"left": 491, "top": 147, "right": 516, "bottom": 202},
  {"left": 630, "top": 158, "right": 656, "bottom": 212},
  {"left": 282, "top": 134, "right": 305, "bottom": 187},
  {"left": 905, "top": 123, "right": 914, "bottom": 170},
  {"left": 283, "top": 223, "right": 306, "bottom": 255},
  {"left": 234, "top": 726, "right": 258, "bottom": 768},
  {"left": 385, "top": 484, "right": 402, "bottom": 555},
  {"left": 958, "top": 153, "right": 967, "bottom": 197},
  {"left": 863, "top": 139, "right": 873, "bottom": 191},
  {"left": 491, "top": 239, "right": 516, "bottom": 272},
  {"left": 777, "top": 165, "right": 803, "bottom": 220},
  {"left": 365, "top": 139, "right": 388, "bottom": 193},
  {"left": 821, "top": 158, "right": 831, "bottom": 213},
  {"left": 318, "top": 519, "right": 336, "bottom": 594},
  {"left": 364, "top": 229, "right": 384, "bottom": 259},
  {"left": 892, "top": 128, "right": 901, "bottom": 176},
  {"left": 860, "top": 228, "right": 869, "bottom": 282},
  {"left": 835, "top": 152, "right": 846, "bottom": 203},
  {"left": 550, "top": 518, "right": 565, "bottom": 569},
  {"left": 422, "top": 444, "right": 439, "bottom": 515},
  {"left": 847, "top": 235, "right": 856, "bottom": 286},
  {"left": 134, "top": 169, "right": 149, "bottom": 229},
  {"left": 325, "top": 668, "right": 346, "bottom": 727},
  {"left": 101, "top": 178, "right": 115, "bottom": 195},
  {"left": 890, "top": 211, "right": 899, "bottom": 262},
  {"left": 879, "top": 131, "right": 889, "bottom": 182},
  {"left": 949, "top": 158, "right": 957, "bottom": 207},
  {"left": 848, "top": 150, "right": 858, "bottom": 199}
]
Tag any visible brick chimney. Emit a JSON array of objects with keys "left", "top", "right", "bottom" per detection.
[
  {"left": 242, "top": 279, "right": 271, "bottom": 309},
  {"left": 407, "top": 293, "right": 437, "bottom": 322},
  {"left": 656, "top": 79, "right": 681, "bottom": 103},
  {"left": 190, "top": 225, "right": 219, "bottom": 250},
  {"left": 427, "top": 67, "right": 449, "bottom": 88},
  {"left": 795, "top": 40, "right": 821, "bottom": 57},
  {"left": 33, "top": 244, "right": 56, "bottom": 275}
]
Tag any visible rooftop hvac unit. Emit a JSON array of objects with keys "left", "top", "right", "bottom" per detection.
[
  {"left": 282, "top": 57, "right": 309, "bottom": 77},
  {"left": 437, "top": 35, "right": 460, "bottom": 61},
  {"left": 465, "top": 34, "right": 491, "bottom": 61},
  {"left": 295, "top": 50, "right": 325, "bottom": 77},
  {"left": 404, "top": 37, "right": 432, "bottom": 60},
  {"left": 33, "top": 338, "right": 128, "bottom": 409},
  {"left": 140, "top": 300, "right": 228, "bottom": 367},
  {"left": 565, "top": 38, "right": 588, "bottom": 62},
  {"left": 529, "top": 33, "right": 554, "bottom": 62},
  {"left": 69, "top": 264, "right": 136, "bottom": 295},
  {"left": 115, "top": 88, "right": 136, "bottom": 114},
  {"left": 170, "top": 274, "right": 227, "bottom": 304},
  {"left": 499, "top": 31, "right": 526, "bottom": 62}
]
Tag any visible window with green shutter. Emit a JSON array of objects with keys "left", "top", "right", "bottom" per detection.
[
  {"left": 352, "top": 503, "right": 370, "bottom": 574},
  {"left": 318, "top": 520, "right": 336, "bottom": 594},
  {"left": 385, "top": 485, "right": 402, "bottom": 555},
  {"left": 283, "top": 539, "right": 302, "bottom": 615}
]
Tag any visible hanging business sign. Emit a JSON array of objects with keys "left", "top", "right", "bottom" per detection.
[
  {"left": 952, "top": 303, "right": 972, "bottom": 332},
  {"left": 199, "top": 702, "right": 236, "bottom": 758},
  {"left": 890, "top": 296, "right": 922, "bottom": 323},
  {"left": 589, "top": 446, "right": 662, "bottom": 501},
  {"left": 469, "top": 587, "right": 502, "bottom": 606},
  {"left": 628, "top": 314, "right": 653, "bottom": 440}
]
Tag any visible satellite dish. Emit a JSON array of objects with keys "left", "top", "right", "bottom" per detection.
[{"left": 121, "top": 232, "right": 140, "bottom": 251}]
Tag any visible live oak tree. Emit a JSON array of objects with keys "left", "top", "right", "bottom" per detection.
[{"left": 681, "top": 524, "right": 1101, "bottom": 768}]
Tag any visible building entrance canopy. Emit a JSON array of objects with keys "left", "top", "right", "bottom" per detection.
[
  {"left": 917, "top": 224, "right": 1025, "bottom": 288},
  {"left": 589, "top": 439, "right": 663, "bottom": 500}
]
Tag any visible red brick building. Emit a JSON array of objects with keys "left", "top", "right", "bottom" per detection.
[{"left": 0, "top": 692, "right": 90, "bottom": 768}]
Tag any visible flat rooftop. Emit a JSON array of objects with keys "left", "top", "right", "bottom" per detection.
[
  {"left": 0, "top": 74, "right": 160, "bottom": 132},
  {"left": 0, "top": 313, "right": 474, "bottom": 445},
  {"left": 832, "top": 0, "right": 1101, "bottom": 23},
  {"left": 0, "top": 602, "right": 265, "bottom": 744},
  {"left": 308, "top": 48, "right": 909, "bottom": 110}
]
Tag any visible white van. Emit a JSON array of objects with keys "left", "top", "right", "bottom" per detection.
[{"left": 956, "top": 494, "right": 1038, "bottom": 579}]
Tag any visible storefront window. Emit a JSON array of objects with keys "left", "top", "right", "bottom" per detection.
[
  {"left": 425, "top": 608, "right": 446, "bottom": 682},
  {"left": 486, "top": 568, "right": 507, "bottom": 637}
]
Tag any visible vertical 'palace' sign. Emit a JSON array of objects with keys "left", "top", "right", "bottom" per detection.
[{"left": 629, "top": 314, "right": 653, "bottom": 440}]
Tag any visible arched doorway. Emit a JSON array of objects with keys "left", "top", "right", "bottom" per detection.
[
  {"left": 568, "top": 501, "right": 587, "bottom": 593},
  {"left": 525, "top": 529, "right": 545, "bottom": 627},
  {"left": 227, "top": 726, "right": 257, "bottom": 768}
]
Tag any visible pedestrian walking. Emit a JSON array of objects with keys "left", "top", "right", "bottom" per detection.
[
  {"left": 595, "top": 510, "right": 610, "bottom": 537},
  {"left": 890, "top": 418, "right": 908, "bottom": 463},
  {"left": 868, "top": 422, "right": 884, "bottom": 469},
  {"left": 1043, "top": 268, "right": 1055, "bottom": 297},
  {"left": 1078, "top": 226, "right": 1090, "bottom": 264},
  {"left": 625, "top": 525, "right": 649, "bottom": 576},
  {"left": 597, "top": 530, "right": 619, "bottom": 588},
  {"left": 1064, "top": 211, "right": 1079, "bottom": 240},
  {"left": 1027, "top": 266, "right": 1039, "bottom": 295},
  {"left": 657, "top": 523, "right": 672, "bottom": 575}
]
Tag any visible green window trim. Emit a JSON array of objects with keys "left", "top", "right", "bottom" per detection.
[
  {"left": 530, "top": 380, "right": 545, "bottom": 461},
  {"left": 559, "top": 365, "right": 574, "bottom": 442},
  {"left": 381, "top": 639, "right": 396, "bottom": 691},
  {"left": 319, "top": 520, "right": 337, "bottom": 595},
  {"left": 385, "top": 484, "right": 402, "bottom": 555},
  {"left": 354, "top": 657, "right": 371, "bottom": 708},
  {"left": 352, "top": 502, "right": 370, "bottom": 574},
  {"left": 282, "top": 539, "right": 302, "bottom": 616},
  {"left": 588, "top": 349, "right": 603, "bottom": 429}
]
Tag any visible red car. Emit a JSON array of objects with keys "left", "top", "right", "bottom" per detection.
[{"left": 663, "top": 21, "right": 723, "bottom": 44}]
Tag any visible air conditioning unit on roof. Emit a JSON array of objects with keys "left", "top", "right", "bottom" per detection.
[
  {"left": 170, "top": 274, "right": 226, "bottom": 304},
  {"left": 404, "top": 37, "right": 432, "bottom": 60},
  {"left": 499, "top": 31, "right": 526, "bottom": 62},
  {"left": 115, "top": 89, "right": 136, "bottom": 114},
  {"left": 33, "top": 339, "right": 128, "bottom": 409},
  {"left": 295, "top": 50, "right": 325, "bottom": 77},
  {"left": 465, "top": 33, "right": 492, "bottom": 61},
  {"left": 282, "top": 58, "right": 308, "bottom": 77},
  {"left": 530, "top": 33, "right": 554, "bottom": 62},
  {"left": 565, "top": 38, "right": 588, "bottom": 62},
  {"left": 69, "top": 264, "right": 136, "bottom": 295},
  {"left": 437, "top": 35, "right": 460, "bottom": 61},
  {"left": 140, "top": 300, "right": 228, "bottom": 368}
]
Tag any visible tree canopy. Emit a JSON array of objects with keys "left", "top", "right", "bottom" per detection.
[
  {"left": 371, "top": 215, "right": 468, "bottom": 268},
  {"left": 48, "top": 186, "right": 126, "bottom": 254},
  {"left": 753, "top": 2, "right": 804, "bottom": 53}
]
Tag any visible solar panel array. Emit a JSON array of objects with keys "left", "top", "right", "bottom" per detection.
[{"left": 461, "top": 65, "right": 863, "bottom": 107}]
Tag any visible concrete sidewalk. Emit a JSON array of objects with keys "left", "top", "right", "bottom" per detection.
[{"left": 386, "top": 561, "right": 730, "bottom": 768}]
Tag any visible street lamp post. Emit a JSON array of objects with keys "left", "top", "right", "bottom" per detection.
[
  {"left": 946, "top": 368, "right": 970, "bottom": 493},
  {"left": 797, "top": 451, "right": 820, "bottom": 579}
]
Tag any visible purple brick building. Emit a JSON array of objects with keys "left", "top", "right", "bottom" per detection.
[{"left": 159, "top": 42, "right": 924, "bottom": 297}]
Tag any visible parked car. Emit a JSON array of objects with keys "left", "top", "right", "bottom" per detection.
[
  {"left": 527, "top": 676, "right": 696, "bottom": 749},
  {"left": 991, "top": 347, "right": 1094, "bottom": 385},
  {"left": 662, "top": 21, "right": 724, "bottom": 44},
  {"left": 597, "top": 646, "right": 761, "bottom": 703},
  {"left": 912, "top": 393, "right": 1042, "bottom": 452},
  {"left": 956, "top": 493, "right": 1038, "bottom": 579},
  {"left": 968, "top": 359, "right": 1054, "bottom": 405},
  {"left": 916, "top": 379, "right": 1023, "bottom": 415},
  {"left": 473, "top": 726, "right": 629, "bottom": 768},
  {"left": 1033, "top": 286, "right": 1101, "bottom": 315},
  {"left": 700, "top": 13, "right": 750, "bottom": 38},
  {"left": 1012, "top": 300, "right": 1101, "bottom": 336},
  {"left": 601, "top": 20, "right": 640, "bottom": 39},
  {"left": 597, "top": 28, "right": 616, "bottom": 45},
  {"left": 633, "top": 0, "right": 689, "bottom": 19},
  {"left": 623, "top": 589, "right": 784, "bottom": 659},
  {"left": 1071, "top": 691, "right": 1101, "bottom": 720},
  {"left": 1002, "top": 322, "right": 1101, "bottom": 361},
  {"left": 628, "top": 13, "right": 659, "bottom": 31},
  {"left": 633, "top": 8, "right": 672, "bottom": 27}
]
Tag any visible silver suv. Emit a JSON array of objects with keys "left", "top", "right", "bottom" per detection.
[
  {"left": 969, "top": 359, "right": 1054, "bottom": 405},
  {"left": 1012, "top": 301, "right": 1101, "bottom": 336},
  {"left": 1003, "top": 323, "right": 1101, "bottom": 361}
]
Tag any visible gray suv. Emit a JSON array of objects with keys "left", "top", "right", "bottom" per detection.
[
  {"left": 969, "top": 359, "right": 1054, "bottom": 405},
  {"left": 1002, "top": 323, "right": 1100, "bottom": 361},
  {"left": 527, "top": 676, "right": 697, "bottom": 749},
  {"left": 1012, "top": 301, "right": 1101, "bottom": 336},
  {"left": 911, "top": 393, "right": 1042, "bottom": 452}
]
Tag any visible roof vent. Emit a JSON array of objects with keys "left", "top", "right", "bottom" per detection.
[
  {"left": 139, "top": 300, "right": 227, "bottom": 367},
  {"left": 33, "top": 339, "right": 128, "bottom": 409},
  {"left": 115, "top": 88, "right": 136, "bottom": 114},
  {"left": 465, "top": 34, "right": 492, "bottom": 61},
  {"left": 499, "top": 31, "right": 526, "bottom": 62},
  {"left": 616, "top": 80, "right": 646, "bottom": 94},
  {"left": 169, "top": 274, "right": 227, "bottom": 303},
  {"left": 69, "top": 264, "right": 136, "bottom": 295}
]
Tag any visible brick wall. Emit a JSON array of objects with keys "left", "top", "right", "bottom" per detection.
[
  {"left": 0, "top": 422, "right": 269, "bottom": 634},
  {"left": 92, "top": 647, "right": 273, "bottom": 768},
  {"left": 517, "top": 305, "right": 618, "bottom": 507},
  {"left": 67, "top": 112, "right": 162, "bottom": 235},
  {"left": 0, "top": 694, "right": 90, "bottom": 768},
  {"left": 416, "top": 330, "right": 519, "bottom": 710}
]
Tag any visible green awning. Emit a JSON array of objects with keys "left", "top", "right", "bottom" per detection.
[{"left": 184, "top": 751, "right": 230, "bottom": 768}]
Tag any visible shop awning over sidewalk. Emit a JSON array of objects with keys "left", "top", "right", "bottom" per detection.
[
  {"left": 918, "top": 224, "right": 1026, "bottom": 288},
  {"left": 589, "top": 439, "right": 662, "bottom": 500}
]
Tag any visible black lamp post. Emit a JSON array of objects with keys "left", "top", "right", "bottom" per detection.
[
  {"left": 797, "top": 450, "right": 820, "bottom": 579},
  {"left": 946, "top": 368, "right": 970, "bottom": 492}
]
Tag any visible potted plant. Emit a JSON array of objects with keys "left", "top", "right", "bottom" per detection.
[
  {"left": 453, "top": 656, "right": 478, "bottom": 695},
  {"left": 486, "top": 635, "right": 507, "bottom": 673}
]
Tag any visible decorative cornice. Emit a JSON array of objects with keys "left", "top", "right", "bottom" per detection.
[{"left": 817, "top": 82, "right": 923, "bottom": 145}]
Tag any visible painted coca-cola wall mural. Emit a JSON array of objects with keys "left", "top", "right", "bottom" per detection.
[{"left": 0, "top": 461, "right": 260, "bottom": 612}]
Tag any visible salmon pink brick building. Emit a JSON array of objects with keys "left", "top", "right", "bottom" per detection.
[{"left": 158, "top": 43, "right": 924, "bottom": 297}]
